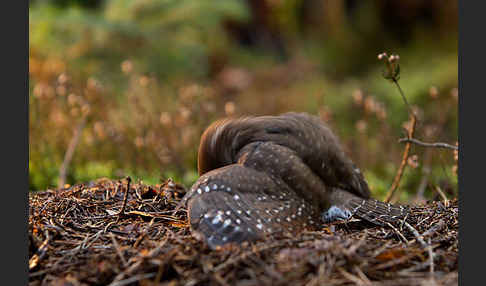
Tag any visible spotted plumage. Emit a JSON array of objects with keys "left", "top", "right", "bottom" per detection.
[{"left": 186, "top": 112, "right": 408, "bottom": 249}]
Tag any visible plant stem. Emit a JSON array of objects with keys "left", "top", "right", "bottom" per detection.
[{"left": 393, "top": 79, "right": 415, "bottom": 118}]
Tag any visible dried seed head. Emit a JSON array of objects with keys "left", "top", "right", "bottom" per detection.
[
  {"left": 450, "top": 88, "right": 458, "bottom": 100},
  {"left": 407, "top": 155, "right": 419, "bottom": 169},
  {"left": 57, "top": 73, "right": 69, "bottom": 84},
  {"left": 225, "top": 101, "right": 236, "bottom": 116},
  {"left": 389, "top": 54, "right": 400, "bottom": 63},
  {"left": 377, "top": 52, "right": 388, "bottom": 60},
  {"left": 356, "top": 120, "right": 367, "bottom": 133},
  {"left": 429, "top": 86, "right": 439, "bottom": 99},
  {"left": 352, "top": 89, "right": 364, "bottom": 105},
  {"left": 160, "top": 112, "right": 172, "bottom": 126},
  {"left": 121, "top": 60, "right": 133, "bottom": 74}
]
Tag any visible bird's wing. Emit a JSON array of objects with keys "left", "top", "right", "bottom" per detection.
[
  {"left": 249, "top": 112, "right": 371, "bottom": 199},
  {"left": 188, "top": 164, "right": 319, "bottom": 249}
]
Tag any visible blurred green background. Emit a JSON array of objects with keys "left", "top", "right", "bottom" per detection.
[{"left": 29, "top": 0, "right": 457, "bottom": 203}]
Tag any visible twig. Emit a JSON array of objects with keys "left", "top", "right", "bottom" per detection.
[
  {"left": 110, "top": 234, "right": 170, "bottom": 284},
  {"left": 385, "top": 115, "right": 416, "bottom": 203},
  {"left": 433, "top": 186, "right": 449, "bottom": 207},
  {"left": 248, "top": 255, "right": 285, "bottom": 283},
  {"left": 428, "top": 238, "right": 435, "bottom": 274},
  {"left": 133, "top": 218, "right": 155, "bottom": 248},
  {"left": 403, "top": 221, "right": 428, "bottom": 249},
  {"left": 212, "top": 272, "right": 231, "bottom": 286},
  {"left": 83, "top": 229, "right": 104, "bottom": 249},
  {"left": 344, "top": 234, "right": 367, "bottom": 257},
  {"left": 374, "top": 251, "right": 422, "bottom": 270},
  {"left": 398, "top": 138, "right": 458, "bottom": 150},
  {"left": 108, "top": 273, "right": 156, "bottom": 286},
  {"left": 116, "top": 176, "right": 132, "bottom": 222},
  {"left": 104, "top": 221, "right": 117, "bottom": 233},
  {"left": 172, "top": 189, "right": 191, "bottom": 216},
  {"left": 58, "top": 116, "right": 87, "bottom": 188},
  {"left": 29, "top": 231, "right": 51, "bottom": 270},
  {"left": 415, "top": 166, "right": 431, "bottom": 202},
  {"left": 60, "top": 229, "right": 103, "bottom": 254},
  {"left": 338, "top": 267, "right": 370, "bottom": 286},
  {"left": 213, "top": 238, "right": 296, "bottom": 272},
  {"left": 422, "top": 219, "right": 445, "bottom": 238},
  {"left": 110, "top": 233, "right": 128, "bottom": 267},
  {"left": 371, "top": 241, "right": 393, "bottom": 257},
  {"left": 385, "top": 222, "right": 409, "bottom": 244},
  {"left": 354, "top": 265, "right": 372, "bottom": 286}
]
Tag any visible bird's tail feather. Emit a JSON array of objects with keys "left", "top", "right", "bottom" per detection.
[
  {"left": 345, "top": 197, "right": 409, "bottom": 225},
  {"left": 325, "top": 188, "right": 409, "bottom": 226}
]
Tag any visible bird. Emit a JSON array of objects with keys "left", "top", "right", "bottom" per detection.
[{"left": 185, "top": 112, "right": 408, "bottom": 249}]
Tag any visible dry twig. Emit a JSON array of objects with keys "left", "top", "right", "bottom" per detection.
[
  {"left": 116, "top": 176, "right": 132, "bottom": 223},
  {"left": 28, "top": 180, "right": 458, "bottom": 286},
  {"left": 58, "top": 116, "right": 87, "bottom": 188},
  {"left": 385, "top": 115, "right": 416, "bottom": 203},
  {"left": 398, "top": 138, "right": 458, "bottom": 150}
]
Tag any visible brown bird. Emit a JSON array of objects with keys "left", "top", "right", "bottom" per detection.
[{"left": 186, "top": 112, "right": 407, "bottom": 249}]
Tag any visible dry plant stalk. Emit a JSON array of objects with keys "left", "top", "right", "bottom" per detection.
[
  {"left": 378, "top": 52, "right": 417, "bottom": 203},
  {"left": 378, "top": 52, "right": 457, "bottom": 202},
  {"left": 378, "top": 52, "right": 456, "bottom": 203},
  {"left": 58, "top": 115, "right": 87, "bottom": 188},
  {"left": 385, "top": 115, "right": 416, "bottom": 203}
]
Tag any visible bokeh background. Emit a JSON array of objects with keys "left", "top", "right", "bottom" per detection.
[{"left": 29, "top": 0, "right": 457, "bottom": 203}]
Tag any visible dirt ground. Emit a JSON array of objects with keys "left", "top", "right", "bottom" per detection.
[{"left": 29, "top": 178, "right": 458, "bottom": 286}]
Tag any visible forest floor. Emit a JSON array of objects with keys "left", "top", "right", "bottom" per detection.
[{"left": 29, "top": 178, "right": 458, "bottom": 286}]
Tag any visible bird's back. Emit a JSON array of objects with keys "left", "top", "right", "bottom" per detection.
[{"left": 187, "top": 112, "right": 405, "bottom": 249}]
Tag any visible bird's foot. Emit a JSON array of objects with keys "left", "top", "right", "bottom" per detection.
[{"left": 321, "top": 205, "right": 353, "bottom": 223}]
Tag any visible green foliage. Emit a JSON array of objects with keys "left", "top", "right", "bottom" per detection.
[
  {"left": 29, "top": 157, "right": 60, "bottom": 191},
  {"left": 363, "top": 170, "right": 391, "bottom": 201},
  {"left": 72, "top": 161, "right": 118, "bottom": 183},
  {"left": 30, "top": 0, "right": 249, "bottom": 81}
]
